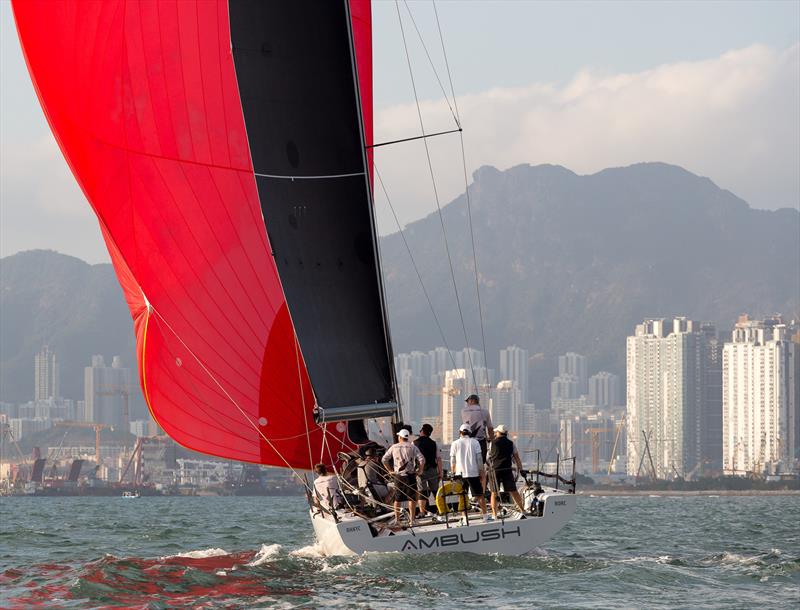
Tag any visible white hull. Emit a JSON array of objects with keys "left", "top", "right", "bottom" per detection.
[{"left": 310, "top": 490, "right": 576, "bottom": 556}]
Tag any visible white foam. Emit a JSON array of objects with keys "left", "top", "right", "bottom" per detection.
[
  {"left": 290, "top": 542, "right": 328, "bottom": 558},
  {"left": 162, "top": 547, "right": 229, "bottom": 560},
  {"left": 247, "top": 544, "right": 282, "bottom": 566},
  {"left": 715, "top": 552, "right": 762, "bottom": 567}
]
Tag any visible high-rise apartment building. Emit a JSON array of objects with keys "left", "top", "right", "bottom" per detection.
[
  {"left": 500, "top": 345, "right": 529, "bottom": 403},
  {"left": 722, "top": 316, "right": 798, "bottom": 475},
  {"left": 588, "top": 372, "right": 620, "bottom": 408},
  {"left": 34, "top": 345, "right": 59, "bottom": 401},
  {"left": 551, "top": 374, "right": 580, "bottom": 409},
  {"left": 626, "top": 318, "right": 722, "bottom": 478},
  {"left": 441, "top": 368, "right": 469, "bottom": 445},
  {"left": 84, "top": 355, "right": 131, "bottom": 429},
  {"left": 558, "top": 352, "right": 588, "bottom": 394},
  {"left": 489, "top": 380, "right": 521, "bottom": 431}
]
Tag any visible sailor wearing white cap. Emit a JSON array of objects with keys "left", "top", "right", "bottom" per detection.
[
  {"left": 449, "top": 423, "right": 489, "bottom": 520},
  {"left": 382, "top": 428, "right": 425, "bottom": 526}
]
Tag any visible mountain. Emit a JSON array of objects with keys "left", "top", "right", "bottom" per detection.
[
  {"left": 0, "top": 250, "right": 140, "bottom": 407},
  {"left": 1, "top": 163, "right": 798, "bottom": 406},
  {"left": 381, "top": 162, "right": 799, "bottom": 374}
]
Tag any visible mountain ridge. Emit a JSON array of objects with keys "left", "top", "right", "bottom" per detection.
[{"left": 1, "top": 162, "right": 797, "bottom": 409}]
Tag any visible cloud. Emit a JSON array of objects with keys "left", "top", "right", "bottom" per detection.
[
  {"left": 2, "top": 43, "right": 797, "bottom": 261},
  {"left": 373, "top": 44, "right": 800, "bottom": 233}
]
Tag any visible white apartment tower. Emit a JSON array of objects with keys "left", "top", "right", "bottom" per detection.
[
  {"left": 722, "top": 316, "right": 798, "bottom": 475},
  {"left": 441, "top": 369, "right": 468, "bottom": 445},
  {"left": 500, "top": 345, "right": 529, "bottom": 403},
  {"left": 34, "top": 345, "right": 59, "bottom": 401},
  {"left": 489, "top": 380, "right": 522, "bottom": 431},
  {"left": 626, "top": 318, "right": 722, "bottom": 478}
]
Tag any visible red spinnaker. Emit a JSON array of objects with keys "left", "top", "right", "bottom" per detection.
[{"left": 12, "top": 0, "right": 374, "bottom": 469}]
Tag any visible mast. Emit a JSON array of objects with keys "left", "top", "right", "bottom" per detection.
[{"left": 342, "top": 0, "right": 400, "bottom": 424}]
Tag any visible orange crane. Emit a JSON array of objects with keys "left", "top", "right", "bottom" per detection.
[
  {"left": 54, "top": 421, "right": 112, "bottom": 465},
  {"left": 584, "top": 428, "right": 614, "bottom": 474}
]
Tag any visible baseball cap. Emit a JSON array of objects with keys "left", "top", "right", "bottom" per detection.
[
  {"left": 459, "top": 423, "right": 471, "bottom": 433},
  {"left": 465, "top": 394, "right": 480, "bottom": 403},
  {"left": 495, "top": 425, "right": 508, "bottom": 434},
  {"left": 397, "top": 429, "right": 410, "bottom": 439}
]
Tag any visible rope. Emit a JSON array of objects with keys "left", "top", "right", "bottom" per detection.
[
  {"left": 432, "top": 0, "right": 490, "bottom": 366},
  {"left": 394, "top": 0, "right": 478, "bottom": 391},
  {"left": 148, "top": 306, "right": 313, "bottom": 493},
  {"left": 375, "top": 164, "right": 459, "bottom": 373},
  {"left": 293, "top": 335, "right": 315, "bottom": 470}
]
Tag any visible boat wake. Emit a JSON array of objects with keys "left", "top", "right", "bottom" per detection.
[
  {"left": 2, "top": 541, "right": 797, "bottom": 608},
  {"left": 1, "top": 544, "right": 308, "bottom": 609}
]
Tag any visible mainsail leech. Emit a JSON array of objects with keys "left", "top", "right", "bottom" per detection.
[{"left": 12, "top": 0, "right": 387, "bottom": 469}]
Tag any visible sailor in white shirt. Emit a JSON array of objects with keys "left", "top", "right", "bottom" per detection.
[
  {"left": 313, "top": 463, "right": 344, "bottom": 510},
  {"left": 449, "top": 424, "right": 489, "bottom": 520}
]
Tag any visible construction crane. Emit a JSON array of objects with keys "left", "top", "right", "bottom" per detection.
[
  {"left": 120, "top": 436, "right": 145, "bottom": 488},
  {"left": 635, "top": 430, "right": 658, "bottom": 483},
  {"left": 607, "top": 415, "right": 626, "bottom": 475},
  {"left": 584, "top": 428, "right": 614, "bottom": 474},
  {"left": 54, "top": 421, "right": 112, "bottom": 465}
]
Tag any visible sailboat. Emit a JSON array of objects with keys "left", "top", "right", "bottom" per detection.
[{"left": 13, "top": 0, "right": 576, "bottom": 555}]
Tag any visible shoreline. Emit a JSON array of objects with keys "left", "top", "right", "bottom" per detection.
[{"left": 577, "top": 489, "right": 800, "bottom": 497}]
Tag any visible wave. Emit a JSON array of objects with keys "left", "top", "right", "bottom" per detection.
[
  {"left": 246, "top": 544, "right": 282, "bottom": 566},
  {"left": 161, "top": 547, "right": 230, "bottom": 560}
]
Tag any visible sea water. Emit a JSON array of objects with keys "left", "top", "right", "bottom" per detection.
[{"left": 1, "top": 495, "right": 798, "bottom": 608}]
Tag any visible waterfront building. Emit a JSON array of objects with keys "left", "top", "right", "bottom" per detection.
[
  {"left": 176, "top": 459, "right": 237, "bottom": 487},
  {"left": 34, "top": 345, "right": 59, "bottom": 401},
  {"left": 84, "top": 355, "right": 132, "bottom": 429},
  {"left": 722, "top": 316, "right": 798, "bottom": 475},
  {"left": 626, "top": 318, "right": 722, "bottom": 478},
  {"left": 500, "top": 345, "right": 529, "bottom": 403}
]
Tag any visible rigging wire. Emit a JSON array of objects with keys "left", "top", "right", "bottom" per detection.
[
  {"left": 375, "top": 164, "right": 459, "bottom": 374},
  {"left": 394, "top": 0, "right": 478, "bottom": 391},
  {"left": 401, "top": 0, "right": 460, "bottom": 129},
  {"left": 432, "top": 0, "right": 490, "bottom": 367}
]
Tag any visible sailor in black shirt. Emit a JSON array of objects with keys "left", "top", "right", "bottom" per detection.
[
  {"left": 413, "top": 423, "right": 442, "bottom": 517},
  {"left": 486, "top": 425, "right": 525, "bottom": 518}
]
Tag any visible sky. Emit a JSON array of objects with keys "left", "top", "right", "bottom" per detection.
[{"left": 1, "top": 0, "right": 798, "bottom": 264}]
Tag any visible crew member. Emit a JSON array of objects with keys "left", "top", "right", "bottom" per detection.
[
  {"left": 312, "top": 463, "right": 344, "bottom": 510},
  {"left": 414, "top": 423, "right": 442, "bottom": 517},
  {"left": 461, "top": 394, "right": 493, "bottom": 464},
  {"left": 487, "top": 425, "right": 525, "bottom": 518},
  {"left": 382, "top": 429, "right": 425, "bottom": 526},
  {"left": 450, "top": 423, "right": 489, "bottom": 521},
  {"left": 361, "top": 447, "right": 389, "bottom": 503}
]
